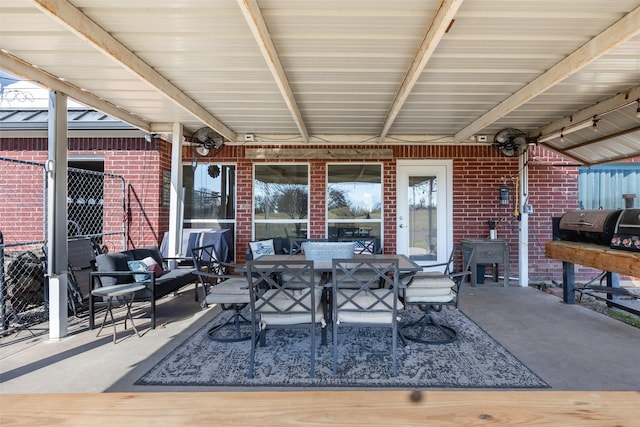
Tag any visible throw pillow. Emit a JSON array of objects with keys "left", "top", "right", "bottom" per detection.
[
  {"left": 140, "top": 256, "right": 164, "bottom": 277},
  {"left": 128, "top": 260, "right": 151, "bottom": 282},
  {"left": 249, "top": 239, "right": 275, "bottom": 258}
]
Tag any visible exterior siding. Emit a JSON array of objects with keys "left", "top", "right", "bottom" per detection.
[{"left": 2, "top": 136, "right": 627, "bottom": 283}]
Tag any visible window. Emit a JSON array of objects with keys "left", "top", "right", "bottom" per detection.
[
  {"left": 578, "top": 164, "right": 640, "bottom": 209},
  {"left": 327, "top": 164, "right": 382, "bottom": 246},
  {"left": 182, "top": 163, "right": 236, "bottom": 232},
  {"left": 254, "top": 164, "right": 309, "bottom": 240}
]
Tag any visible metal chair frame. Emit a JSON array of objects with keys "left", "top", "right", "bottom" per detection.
[
  {"left": 331, "top": 258, "right": 400, "bottom": 377},
  {"left": 192, "top": 244, "right": 251, "bottom": 343},
  {"left": 247, "top": 259, "right": 327, "bottom": 379},
  {"left": 400, "top": 245, "right": 474, "bottom": 345}
]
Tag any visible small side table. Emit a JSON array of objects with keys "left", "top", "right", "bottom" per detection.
[
  {"left": 91, "top": 283, "right": 146, "bottom": 343},
  {"left": 462, "top": 239, "right": 509, "bottom": 287}
]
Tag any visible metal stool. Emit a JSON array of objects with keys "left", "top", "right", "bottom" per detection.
[{"left": 91, "top": 283, "right": 146, "bottom": 343}]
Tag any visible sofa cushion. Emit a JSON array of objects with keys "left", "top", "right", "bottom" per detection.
[
  {"left": 151, "top": 268, "right": 197, "bottom": 299},
  {"left": 123, "top": 247, "right": 163, "bottom": 266},
  {"left": 95, "top": 252, "right": 133, "bottom": 286}
]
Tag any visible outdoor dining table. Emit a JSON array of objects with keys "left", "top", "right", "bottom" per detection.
[{"left": 235, "top": 253, "right": 422, "bottom": 276}]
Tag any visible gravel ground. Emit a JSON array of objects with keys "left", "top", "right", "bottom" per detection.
[
  {"left": 577, "top": 293, "right": 640, "bottom": 328},
  {"left": 535, "top": 283, "right": 640, "bottom": 329}
]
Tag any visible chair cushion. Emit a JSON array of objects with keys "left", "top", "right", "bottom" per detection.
[
  {"left": 205, "top": 277, "right": 250, "bottom": 305},
  {"left": 405, "top": 288, "right": 455, "bottom": 303},
  {"left": 209, "top": 277, "right": 250, "bottom": 295},
  {"left": 409, "top": 274, "right": 455, "bottom": 288},
  {"left": 405, "top": 272, "right": 455, "bottom": 303},
  {"left": 257, "top": 287, "right": 324, "bottom": 326},
  {"left": 335, "top": 289, "right": 402, "bottom": 324}
]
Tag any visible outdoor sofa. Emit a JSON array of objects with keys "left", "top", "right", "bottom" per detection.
[{"left": 89, "top": 247, "right": 197, "bottom": 330}]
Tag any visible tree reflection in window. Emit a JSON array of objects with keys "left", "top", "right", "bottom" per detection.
[
  {"left": 254, "top": 164, "right": 309, "bottom": 239},
  {"left": 327, "top": 164, "right": 382, "bottom": 242}
]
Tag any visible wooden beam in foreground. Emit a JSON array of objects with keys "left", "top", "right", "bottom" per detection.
[
  {"left": 545, "top": 241, "right": 640, "bottom": 278},
  {"left": 1, "top": 391, "right": 639, "bottom": 426}
]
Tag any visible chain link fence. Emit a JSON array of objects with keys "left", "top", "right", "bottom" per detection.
[{"left": 0, "top": 157, "right": 125, "bottom": 336}]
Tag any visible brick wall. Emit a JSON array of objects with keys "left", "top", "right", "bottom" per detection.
[
  {"left": 3, "top": 137, "right": 605, "bottom": 283},
  {"left": 1, "top": 137, "right": 167, "bottom": 252}
]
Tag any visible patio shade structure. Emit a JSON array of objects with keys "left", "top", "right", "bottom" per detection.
[
  {"left": 2, "top": 0, "right": 640, "bottom": 339},
  {"left": 0, "top": 0, "right": 639, "bottom": 163}
]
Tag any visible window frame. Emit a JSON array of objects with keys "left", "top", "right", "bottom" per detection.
[
  {"left": 181, "top": 161, "right": 237, "bottom": 231},
  {"left": 252, "top": 162, "right": 310, "bottom": 240},
  {"left": 326, "top": 162, "right": 384, "bottom": 246}
]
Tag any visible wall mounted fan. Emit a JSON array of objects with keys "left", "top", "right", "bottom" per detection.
[
  {"left": 191, "top": 127, "right": 225, "bottom": 156},
  {"left": 492, "top": 128, "right": 528, "bottom": 157}
]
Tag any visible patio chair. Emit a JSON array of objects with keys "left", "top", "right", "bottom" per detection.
[
  {"left": 191, "top": 244, "right": 251, "bottom": 342},
  {"left": 289, "top": 238, "right": 327, "bottom": 255},
  {"left": 246, "top": 259, "right": 327, "bottom": 379},
  {"left": 331, "top": 258, "right": 401, "bottom": 377},
  {"left": 399, "top": 244, "right": 474, "bottom": 344},
  {"left": 338, "top": 237, "right": 379, "bottom": 254}
]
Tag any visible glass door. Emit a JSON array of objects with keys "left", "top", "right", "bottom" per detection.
[{"left": 396, "top": 161, "right": 452, "bottom": 267}]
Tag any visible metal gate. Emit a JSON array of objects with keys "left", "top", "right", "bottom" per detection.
[{"left": 0, "top": 157, "right": 125, "bottom": 335}]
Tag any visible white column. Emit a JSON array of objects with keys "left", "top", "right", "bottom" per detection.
[
  {"left": 167, "top": 123, "right": 184, "bottom": 265},
  {"left": 47, "top": 91, "right": 68, "bottom": 339},
  {"left": 518, "top": 150, "right": 529, "bottom": 288}
]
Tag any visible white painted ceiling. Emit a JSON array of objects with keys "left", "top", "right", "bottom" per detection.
[{"left": 1, "top": 0, "right": 639, "bottom": 165}]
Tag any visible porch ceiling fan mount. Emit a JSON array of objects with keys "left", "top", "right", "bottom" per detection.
[
  {"left": 191, "top": 127, "right": 225, "bottom": 157},
  {"left": 492, "top": 128, "right": 528, "bottom": 157}
]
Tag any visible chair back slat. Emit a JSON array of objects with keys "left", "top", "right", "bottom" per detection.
[
  {"left": 246, "top": 259, "right": 324, "bottom": 379},
  {"left": 338, "top": 237, "right": 378, "bottom": 254},
  {"left": 331, "top": 258, "right": 401, "bottom": 376}
]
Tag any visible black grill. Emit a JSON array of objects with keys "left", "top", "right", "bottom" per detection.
[
  {"left": 558, "top": 209, "right": 622, "bottom": 246},
  {"left": 611, "top": 209, "right": 640, "bottom": 252}
]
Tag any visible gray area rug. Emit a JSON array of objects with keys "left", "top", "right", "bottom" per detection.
[{"left": 136, "top": 307, "right": 548, "bottom": 388}]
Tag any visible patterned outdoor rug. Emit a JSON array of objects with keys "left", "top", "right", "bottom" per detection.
[{"left": 135, "top": 307, "right": 548, "bottom": 389}]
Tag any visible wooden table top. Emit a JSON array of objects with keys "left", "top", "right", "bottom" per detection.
[
  {"left": 1, "top": 390, "right": 638, "bottom": 426},
  {"left": 240, "top": 253, "right": 422, "bottom": 273}
]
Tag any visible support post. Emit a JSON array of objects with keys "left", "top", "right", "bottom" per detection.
[
  {"left": 167, "top": 123, "right": 184, "bottom": 266},
  {"left": 605, "top": 271, "right": 621, "bottom": 303},
  {"left": 47, "top": 91, "right": 69, "bottom": 340},
  {"left": 562, "top": 261, "right": 575, "bottom": 304},
  {"left": 518, "top": 149, "right": 529, "bottom": 287}
]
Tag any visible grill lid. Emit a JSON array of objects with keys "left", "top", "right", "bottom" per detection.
[{"left": 558, "top": 209, "right": 622, "bottom": 246}]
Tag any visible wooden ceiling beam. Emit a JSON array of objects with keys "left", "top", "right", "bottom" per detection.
[
  {"left": 454, "top": 5, "right": 640, "bottom": 143},
  {"left": 29, "top": 0, "right": 236, "bottom": 141},
  {"left": 0, "top": 51, "right": 151, "bottom": 131},
  {"left": 237, "top": 0, "right": 310, "bottom": 143},
  {"left": 378, "top": 0, "right": 465, "bottom": 144},
  {"left": 536, "top": 85, "right": 640, "bottom": 139}
]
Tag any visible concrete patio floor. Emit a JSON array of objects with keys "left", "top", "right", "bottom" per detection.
[{"left": 1, "top": 284, "right": 639, "bottom": 393}]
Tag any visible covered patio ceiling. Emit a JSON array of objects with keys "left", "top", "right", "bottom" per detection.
[{"left": 1, "top": 0, "right": 639, "bottom": 165}]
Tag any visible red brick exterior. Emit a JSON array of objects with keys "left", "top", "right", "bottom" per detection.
[
  {"left": 1, "top": 137, "right": 170, "bottom": 253},
  {"left": 2, "top": 136, "right": 630, "bottom": 283}
]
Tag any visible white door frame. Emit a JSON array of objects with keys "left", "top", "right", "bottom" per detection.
[{"left": 396, "top": 160, "right": 453, "bottom": 268}]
